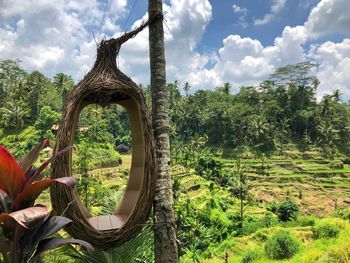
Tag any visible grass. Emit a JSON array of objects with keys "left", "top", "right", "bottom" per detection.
[{"left": 189, "top": 220, "right": 350, "bottom": 263}]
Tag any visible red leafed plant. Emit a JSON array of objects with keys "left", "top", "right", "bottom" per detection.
[{"left": 0, "top": 140, "right": 93, "bottom": 263}]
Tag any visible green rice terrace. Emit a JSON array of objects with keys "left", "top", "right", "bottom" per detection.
[{"left": 28, "top": 144, "right": 350, "bottom": 262}]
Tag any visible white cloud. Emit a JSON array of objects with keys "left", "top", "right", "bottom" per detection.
[
  {"left": 0, "top": 0, "right": 127, "bottom": 79},
  {"left": 254, "top": 0, "right": 287, "bottom": 26},
  {"left": 305, "top": 0, "right": 350, "bottom": 38},
  {"left": 263, "top": 26, "right": 307, "bottom": 67},
  {"left": 0, "top": 0, "right": 350, "bottom": 100},
  {"left": 119, "top": 0, "right": 213, "bottom": 87},
  {"left": 308, "top": 39, "right": 350, "bottom": 99},
  {"left": 189, "top": 24, "right": 307, "bottom": 91},
  {"left": 232, "top": 4, "right": 249, "bottom": 28}
]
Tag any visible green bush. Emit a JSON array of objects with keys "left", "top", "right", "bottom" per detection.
[
  {"left": 262, "top": 212, "right": 279, "bottom": 227},
  {"left": 265, "top": 230, "right": 300, "bottom": 259},
  {"left": 298, "top": 215, "right": 317, "bottom": 226},
  {"left": 313, "top": 218, "right": 345, "bottom": 239},
  {"left": 241, "top": 249, "right": 262, "bottom": 263},
  {"left": 334, "top": 208, "right": 350, "bottom": 221},
  {"left": 252, "top": 229, "right": 268, "bottom": 241},
  {"left": 277, "top": 200, "right": 299, "bottom": 222},
  {"left": 34, "top": 106, "right": 60, "bottom": 132},
  {"left": 210, "top": 208, "right": 232, "bottom": 228},
  {"left": 267, "top": 201, "right": 279, "bottom": 213},
  {"left": 342, "top": 157, "right": 350, "bottom": 165},
  {"left": 329, "top": 160, "right": 344, "bottom": 169}
]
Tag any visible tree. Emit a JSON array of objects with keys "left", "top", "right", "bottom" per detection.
[
  {"left": 149, "top": 1, "right": 179, "bottom": 262},
  {"left": 247, "top": 115, "right": 275, "bottom": 170},
  {"left": 34, "top": 106, "right": 60, "bottom": 132},
  {"left": 25, "top": 71, "right": 47, "bottom": 122},
  {"left": 0, "top": 98, "right": 29, "bottom": 132},
  {"left": 274, "top": 118, "right": 289, "bottom": 154},
  {"left": 183, "top": 81, "right": 191, "bottom": 96},
  {"left": 229, "top": 160, "right": 252, "bottom": 229},
  {"left": 270, "top": 61, "right": 319, "bottom": 138},
  {"left": 317, "top": 120, "right": 339, "bottom": 158},
  {"left": 83, "top": 106, "right": 113, "bottom": 144},
  {"left": 216, "top": 82, "right": 232, "bottom": 95},
  {"left": 0, "top": 60, "right": 29, "bottom": 129},
  {"left": 53, "top": 73, "right": 74, "bottom": 109},
  {"left": 0, "top": 59, "right": 27, "bottom": 83}
]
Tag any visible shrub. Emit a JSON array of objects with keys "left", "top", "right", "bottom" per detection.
[
  {"left": 241, "top": 218, "right": 264, "bottom": 236},
  {"left": 265, "top": 230, "right": 300, "bottom": 259},
  {"left": 277, "top": 200, "right": 299, "bottom": 222},
  {"left": 329, "top": 160, "right": 344, "bottom": 169},
  {"left": 210, "top": 208, "right": 232, "bottom": 228},
  {"left": 267, "top": 201, "right": 279, "bottom": 214},
  {"left": 34, "top": 106, "right": 60, "bottom": 131},
  {"left": 241, "top": 249, "right": 262, "bottom": 263},
  {"left": 313, "top": 218, "right": 345, "bottom": 239},
  {"left": 342, "top": 157, "right": 350, "bottom": 165},
  {"left": 333, "top": 208, "right": 350, "bottom": 221},
  {"left": 252, "top": 229, "right": 268, "bottom": 242},
  {"left": 262, "top": 212, "right": 279, "bottom": 227},
  {"left": 298, "top": 215, "right": 317, "bottom": 226}
]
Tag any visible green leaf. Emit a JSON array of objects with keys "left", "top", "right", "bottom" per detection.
[{"left": 31, "top": 238, "right": 93, "bottom": 260}]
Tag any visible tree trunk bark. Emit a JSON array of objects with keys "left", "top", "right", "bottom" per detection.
[{"left": 148, "top": 1, "right": 179, "bottom": 262}]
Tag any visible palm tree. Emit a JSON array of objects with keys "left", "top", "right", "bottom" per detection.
[
  {"left": 222, "top": 82, "right": 231, "bottom": 94},
  {"left": 317, "top": 120, "right": 339, "bottom": 158},
  {"left": 53, "top": 73, "right": 74, "bottom": 108},
  {"left": 215, "top": 82, "right": 232, "bottom": 95},
  {"left": 229, "top": 160, "right": 252, "bottom": 229},
  {"left": 0, "top": 100, "right": 29, "bottom": 132},
  {"left": 149, "top": 0, "right": 179, "bottom": 261},
  {"left": 332, "top": 89, "right": 341, "bottom": 102},
  {"left": 183, "top": 81, "right": 190, "bottom": 96}
]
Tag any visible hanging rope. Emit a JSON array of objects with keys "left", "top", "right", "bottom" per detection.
[
  {"left": 99, "top": 0, "right": 109, "bottom": 36},
  {"left": 122, "top": 0, "right": 140, "bottom": 34}
]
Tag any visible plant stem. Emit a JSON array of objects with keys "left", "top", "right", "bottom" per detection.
[{"left": 11, "top": 227, "right": 22, "bottom": 263}]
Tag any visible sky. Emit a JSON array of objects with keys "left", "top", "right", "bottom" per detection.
[{"left": 0, "top": 0, "right": 350, "bottom": 100}]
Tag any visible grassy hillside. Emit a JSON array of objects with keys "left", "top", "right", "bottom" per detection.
[
  {"left": 171, "top": 145, "right": 350, "bottom": 262},
  {"left": 2, "top": 125, "right": 350, "bottom": 262}
]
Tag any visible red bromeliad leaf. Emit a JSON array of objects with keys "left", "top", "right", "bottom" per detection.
[
  {"left": 0, "top": 146, "right": 26, "bottom": 199},
  {"left": 18, "top": 139, "right": 50, "bottom": 177},
  {"left": 0, "top": 206, "right": 49, "bottom": 231},
  {"left": 13, "top": 177, "right": 76, "bottom": 210},
  {"left": 28, "top": 146, "right": 73, "bottom": 184}
]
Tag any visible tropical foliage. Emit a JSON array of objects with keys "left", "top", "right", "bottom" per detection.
[
  {"left": 0, "top": 140, "right": 92, "bottom": 263},
  {"left": 1, "top": 59, "right": 350, "bottom": 262}
]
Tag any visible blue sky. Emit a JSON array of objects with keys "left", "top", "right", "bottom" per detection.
[{"left": 0, "top": 0, "right": 350, "bottom": 99}]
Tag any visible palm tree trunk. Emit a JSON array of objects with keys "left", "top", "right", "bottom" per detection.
[{"left": 148, "top": 0, "right": 179, "bottom": 262}]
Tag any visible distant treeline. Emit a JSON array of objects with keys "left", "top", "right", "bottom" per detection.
[{"left": 1, "top": 59, "right": 349, "bottom": 157}]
